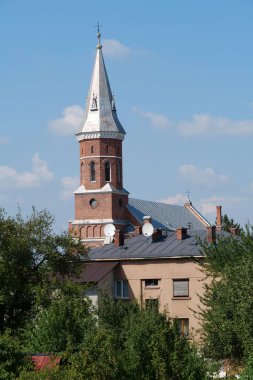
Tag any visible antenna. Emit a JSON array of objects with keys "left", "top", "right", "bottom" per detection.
[
  {"left": 142, "top": 222, "right": 154, "bottom": 237},
  {"left": 104, "top": 223, "right": 116, "bottom": 237}
]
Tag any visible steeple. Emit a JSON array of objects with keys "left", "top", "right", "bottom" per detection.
[{"left": 76, "top": 31, "right": 126, "bottom": 141}]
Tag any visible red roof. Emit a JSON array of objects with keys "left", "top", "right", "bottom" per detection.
[{"left": 31, "top": 355, "right": 61, "bottom": 371}]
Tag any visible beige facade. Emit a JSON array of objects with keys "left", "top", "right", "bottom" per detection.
[{"left": 92, "top": 257, "right": 205, "bottom": 339}]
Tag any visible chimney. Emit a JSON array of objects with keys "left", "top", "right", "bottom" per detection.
[
  {"left": 176, "top": 226, "right": 188, "bottom": 240},
  {"left": 135, "top": 226, "right": 142, "bottom": 236},
  {"left": 152, "top": 228, "right": 163, "bottom": 242},
  {"left": 230, "top": 227, "right": 239, "bottom": 236},
  {"left": 216, "top": 205, "right": 222, "bottom": 231},
  {"left": 115, "top": 230, "right": 124, "bottom": 247},
  {"left": 143, "top": 216, "right": 152, "bottom": 224},
  {"left": 207, "top": 226, "right": 216, "bottom": 244}
]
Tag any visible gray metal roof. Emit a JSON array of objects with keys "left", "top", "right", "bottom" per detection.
[
  {"left": 89, "top": 230, "right": 204, "bottom": 260},
  {"left": 88, "top": 230, "right": 230, "bottom": 261},
  {"left": 128, "top": 198, "right": 208, "bottom": 231},
  {"left": 77, "top": 42, "right": 125, "bottom": 141}
]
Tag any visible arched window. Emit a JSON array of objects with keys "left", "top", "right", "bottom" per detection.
[
  {"left": 105, "top": 161, "right": 111, "bottom": 182},
  {"left": 117, "top": 161, "right": 121, "bottom": 184},
  {"left": 90, "top": 161, "right": 96, "bottom": 182},
  {"left": 81, "top": 162, "right": 84, "bottom": 183}
]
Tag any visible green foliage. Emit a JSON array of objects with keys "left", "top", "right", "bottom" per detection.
[
  {"left": 0, "top": 330, "right": 31, "bottom": 380},
  {"left": 23, "top": 290, "right": 95, "bottom": 353},
  {"left": 199, "top": 226, "right": 253, "bottom": 361},
  {"left": 221, "top": 213, "right": 241, "bottom": 234},
  {"left": 0, "top": 207, "right": 86, "bottom": 332},
  {"left": 241, "top": 354, "right": 253, "bottom": 379}
]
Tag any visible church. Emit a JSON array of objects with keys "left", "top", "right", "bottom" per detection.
[{"left": 68, "top": 30, "right": 224, "bottom": 338}]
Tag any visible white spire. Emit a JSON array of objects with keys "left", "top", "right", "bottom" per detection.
[{"left": 76, "top": 33, "right": 126, "bottom": 141}]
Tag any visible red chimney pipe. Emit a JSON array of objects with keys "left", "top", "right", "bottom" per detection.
[
  {"left": 115, "top": 230, "right": 124, "bottom": 247},
  {"left": 176, "top": 227, "right": 188, "bottom": 240},
  {"left": 216, "top": 206, "right": 222, "bottom": 231},
  {"left": 207, "top": 226, "right": 216, "bottom": 244}
]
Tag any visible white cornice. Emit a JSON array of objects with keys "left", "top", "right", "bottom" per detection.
[
  {"left": 76, "top": 131, "right": 125, "bottom": 141},
  {"left": 70, "top": 218, "right": 128, "bottom": 225}
]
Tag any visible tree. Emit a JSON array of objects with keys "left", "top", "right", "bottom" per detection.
[
  {"left": 221, "top": 213, "right": 241, "bottom": 234},
  {"left": 0, "top": 207, "right": 86, "bottom": 332},
  {"left": 23, "top": 289, "right": 95, "bottom": 353},
  {"left": 198, "top": 226, "right": 253, "bottom": 362},
  {"left": 0, "top": 330, "right": 31, "bottom": 380}
]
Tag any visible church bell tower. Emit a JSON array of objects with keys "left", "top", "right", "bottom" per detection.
[{"left": 69, "top": 30, "right": 129, "bottom": 246}]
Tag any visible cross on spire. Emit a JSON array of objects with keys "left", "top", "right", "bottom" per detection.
[
  {"left": 95, "top": 21, "right": 103, "bottom": 49},
  {"left": 186, "top": 190, "right": 191, "bottom": 202}
]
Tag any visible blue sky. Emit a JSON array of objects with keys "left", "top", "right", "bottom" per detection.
[{"left": 1, "top": 0, "right": 253, "bottom": 231}]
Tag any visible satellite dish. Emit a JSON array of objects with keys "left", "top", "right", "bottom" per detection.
[
  {"left": 104, "top": 223, "right": 116, "bottom": 237},
  {"left": 142, "top": 223, "right": 154, "bottom": 237}
]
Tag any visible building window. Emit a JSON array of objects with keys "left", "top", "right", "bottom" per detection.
[
  {"left": 106, "top": 145, "right": 109, "bottom": 154},
  {"left": 90, "top": 161, "right": 96, "bottom": 182},
  {"left": 145, "top": 298, "right": 159, "bottom": 312},
  {"left": 91, "top": 146, "right": 94, "bottom": 153},
  {"left": 173, "top": 279, "right": 189, "bottom": 297},
  {"left": 115, "top": 280, "right": 129, "bottom": 299},
  {"left": 117, "top": 161, "right": 121, "bottom": 184},
  {"left": 81, "top": 162, "right": 84, "bottom": 183},
  {"left": 89, "top": 198, "right": 98, "bottom": 208},
  {"left": 177, "top": 318, "right": 189, "bottom": 337},
  {"left": 118, "top": 198, "right": 123, "bottom": 207},
  {"left": 105, "top": 161, "right": 111, "bottom": 182},
  {"left": 145, "top": 279, "right": 159, "bottom": 287}
]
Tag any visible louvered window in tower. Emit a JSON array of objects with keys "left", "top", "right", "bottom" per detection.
[
  {"left": 90, "top": 161, "right": 96, "bottom": 182},
  {"left": 117, "top": 161, "right": 121, "bottom": 184},
  {"left": 105, "top": 161, "right": 111, "bottom": 182}
]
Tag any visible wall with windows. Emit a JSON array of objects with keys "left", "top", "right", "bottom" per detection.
[{"left": 113, "top": 258, "right": 205, "bottom": 339}]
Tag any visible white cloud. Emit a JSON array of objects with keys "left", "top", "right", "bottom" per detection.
[
  {"left": 133, "top": 107, "right": 171, "bottom": 129},
  {"left": 134, "top": 107, "right": 253, "bottom": 136},
  {"left": 177, "top": 114, "right": 253, "bottom": 136},
  {"left": 158, "top": 193, "right": 188, "bottom": 205},
  {"left": 179, "top": 164, "right": 229, "bottom": 187},
  {"left": 60, "top": 176, "right": 79, "bottom": 200},
  {"left": 197, "top": 195, "right": 245, "bottom": 216},
  {"left": 48, "top": 105, "right": 84, "bottom": 136},
  {"left": 0, "top": 136, "right": 9, "bottom": 144},
  {"left": 0, "top": 154, "right": 54, "bottom": 189},
  {"left": 102, "top": 39, "right": 132, "bottom": 59},
  {"left": 32, "top": 153, "right": 54, "bottom": 181}
]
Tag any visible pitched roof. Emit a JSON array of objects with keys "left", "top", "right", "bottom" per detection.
[
  {"left": 76, "top": 37, "right": 125, "bottom": 141},
  {"left": 88, "top": 229, "right": 229, "bottom": 261},
  {"left": 128, "top": 198, "right": 210, "bottom": 230}
]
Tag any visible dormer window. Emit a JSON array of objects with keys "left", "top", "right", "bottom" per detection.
[
  {"left": 91, "top": 94, "right": 98, "bottom": 110},
  {"left": 90, "top": 161, "right": 96, "bottom": 182},
  {"left": 105, "top": 161, "right": 111, "bottom": 182}
]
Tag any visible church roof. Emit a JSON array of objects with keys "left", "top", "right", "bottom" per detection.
[
  {"left": 76, "top": 32, "right": 126, "bottom": 141},
  {"left": 127, "top": 198, "right": 211, "bottom": 231}
]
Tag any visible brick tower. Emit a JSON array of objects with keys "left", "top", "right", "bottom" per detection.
[{"left": 69, "top": 30, "right": 130, "bottom": 246}]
